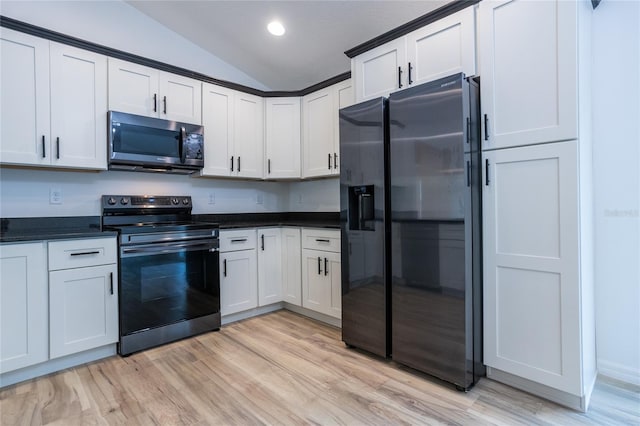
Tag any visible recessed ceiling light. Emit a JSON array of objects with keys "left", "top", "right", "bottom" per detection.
[{"left": 267, "top": 21, "right": 285, "bottom": 36}]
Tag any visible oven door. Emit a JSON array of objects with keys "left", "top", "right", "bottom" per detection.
[{"left": 119, "top": 239, "right": 220, "bottom": 337}]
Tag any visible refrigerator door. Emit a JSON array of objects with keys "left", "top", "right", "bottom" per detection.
[
  {"left": 389, "top": 73, "right": 476, "bottom": 388},
  {"left": 340, "top": 97, "right": 390, "bottom": 358}
]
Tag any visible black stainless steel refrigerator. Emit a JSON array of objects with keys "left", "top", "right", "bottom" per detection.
[
  {"left": 340, "top": 73, "right": 483, "bottom": 390},
  {"left": 340, "top": 97, "right": 391, "bottom": 358}
]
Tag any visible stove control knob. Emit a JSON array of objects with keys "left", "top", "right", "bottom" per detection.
[
  {"left": 107, "top": 197, "right": 117, "bottom": 205},
  {"left": 120, "top": 197, "right": 129, "bottom": 205},
  {"left": 171, "top": 198, "right": 179, "bottom": 205},
  {"left": 182, "top": 198, "right": 190, "bottom": 205}
]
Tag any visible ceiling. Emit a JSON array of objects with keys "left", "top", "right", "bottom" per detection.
[{"left": 125, "top": 1, "right": 449, "bottom": 91}]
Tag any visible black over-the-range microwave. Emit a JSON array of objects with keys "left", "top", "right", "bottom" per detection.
[{"left": 108, "top": 111, "right": 204, "bottom": 174}]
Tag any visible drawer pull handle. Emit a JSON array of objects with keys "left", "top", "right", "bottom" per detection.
[
  {"left": 315, "top": 239, "right": 330, "bottom": 243},
  {"left": 230, "top": 238, "right": 247, "bottom": 243},
  {"left": 70, "top": 251, "right": 100, "bottom": 257}
]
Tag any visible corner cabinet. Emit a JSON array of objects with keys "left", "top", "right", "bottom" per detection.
[
  {"left": 301, "top": 229, "right": 341, "bottom": 319},
  {"left": 108, "top": 58, "right": 202, "bottom": 125},
  {"left": 479, "top": 0, "right": 595, "bottom": 411},
  {"left": 200, "top": 83, "right": 264, "bottom": 179},
  {"left": 302, "top": 79, "right": 353, "bottom": 178},
  {"left": 282, "top": 228, "right": 303, "bottom": 306},
  {"left": 352, "top": 6, "right": 476, "bottom": 102},
  {"left": 265, "top": 98, "right": 301, "bottom": 179},
  {"left": 219, "top": 229, "right": 258, "bottom": 316},
  {"left": 0, "top": 28, "right": 107, "bottom": 170},
  {"left": 0, "top": 242, "right": 48, "bottom": 374}
]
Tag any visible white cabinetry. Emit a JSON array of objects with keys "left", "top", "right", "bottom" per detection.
[
  {"left": 220, "top": 229, "right": 258, "bottom": 316},
  {"left": 108, "top": 58, "right": 202, "bottom": 125},
  {"left": 352, "top": 7, "right": 476, "bottom": 102},
  {"left": 302, "top": 79, "right": 353, "bottom": 178},
  {"left": 0, "top": 242, "right": 48, "bottom": 374},
  {"left": 257, "top": 228, "right": 283, "bottom": 306},
  {"left": 48, "top": 238, "right": 118, "bottom": 359},
  {"left": 479, "top": 0, "right": 577, "bottom": 149},
  {"left": 0, "top": 28, "right": 107, "bottom": 170},
  {"left": 265, "top": 98, "right": 301, "bottom": 179},
  {"left": 282, "top": 228, "right": 302, "bottom": 306},
  {"left": 479, "top": 0, "right": 594, "bottom": 411},
  {"left": 301, "top": 229, "right": 341, "bottom": 319},
  {"left": 200, "top": 83, "right": 264, "bottom": 178}
]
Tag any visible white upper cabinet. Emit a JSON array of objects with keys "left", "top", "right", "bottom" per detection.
[
  {"left": 265, "top": 97, "right": 301, "bottom": 179},
  {"left": 406, "top": 6, "right": 476, "bottom": 86},
  {"left": 302, "top": 79, "right": 353, "bottom": 178},
  {"left": 353, "top": 38, "right": 407, "bottom": 102},
  {"left": 200, "top": 83, "right": 264, "bottom": 179},
  {"left": 352, "top": 6, "right": 476, "bottom": 103},
  {"left": 0, "top": 29, "right": 107, "bottom": 170},
  {"left": 479, "top": 0, "right": 578, "bottom": 150},
  {"left": 108, "top": 58, "right": 202, "bottom": 125}
]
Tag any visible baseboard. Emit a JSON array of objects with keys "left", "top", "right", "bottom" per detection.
[
  {"left": 0, "top": 344, "right": 116, "bottom": 388},
  {"left": 283, "top": 303, "right": 342, "bottom": 328},
  {"left": 221, "top": 303, "right": 284, "bottom": 325},
  {"left": 486, "top": 366, "right": 591, "bottom": 412},
  {"left": 597, "top": 359, "right": 640, "bottom": 387}
]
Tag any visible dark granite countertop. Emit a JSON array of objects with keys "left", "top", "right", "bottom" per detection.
[
  {"left": 1, "top": 212, "right": 339, "bottom": 243},
  {"left": 0, "top": 216, "right": 116, "bottom": 243}
]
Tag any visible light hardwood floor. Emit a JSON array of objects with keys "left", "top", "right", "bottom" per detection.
[{"left": 1, "top": 310, "right": 638, "bottom": 425}]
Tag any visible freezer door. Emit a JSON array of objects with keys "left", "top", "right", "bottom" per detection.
[{"left": 339, "top": 97, "right": 390, "bottom": 358}]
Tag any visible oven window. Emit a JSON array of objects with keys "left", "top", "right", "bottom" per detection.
[{"left": 120, "top": 250, "right": 219, "bottom": 335}]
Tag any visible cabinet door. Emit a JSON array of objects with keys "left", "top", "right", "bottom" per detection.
[
  {"left": 49, "top": 264, "right": 118, "bottom": 359},
  {"left": 49, "top": 43, "right": 108, "bottom": 170},
  {"left": 220, "top": 250, "right": 258, "bottom": 316},
  {"left": 265, "top": 98, "right": 301, "bottom": 179},
  {"left": 302, "top": 88, "right": 334, "bottom": 178},
  {"left": 479, "top": 0, "right": 577, "bottom": 149},
  {"left": 327, "top": 252, "right": 342, "bottom": 319},
  {"left": 108, "top": 58, "right": 159, "bottom": 118},
  {"left": 352, "top": 37, "right": 407, "bottom": 102},
  {"left": 282, "top": 228, "right": 302, "bottom": 306},
  {"left": 257, "top": 228, "right": 283, "bottom": 306},
  {"left": 234, "top": 93, "right": 264, "bottom": 178},
  {"left": 406, "top": 6, "right": 476, "bottom": 86},
  {"left": 0, "top": 242, "right": 48, "bottom": 373},
  {"left": 332, "top": 79, "right": 354, "bottom": 175},
  {"left": 0, "top": 28, "right": 50, "bottom": 166},
  {"left": 482, "top": 141, "right": 581, "bottom": 394},
  {"left": 201, "top": 83, "right": 234, "bottom": 177},
  {"left": 158, "top": 71, "right": 202, "bottom": 125},
  {"left": 301, "top": 249, "right": 330, "bottom": 315}
]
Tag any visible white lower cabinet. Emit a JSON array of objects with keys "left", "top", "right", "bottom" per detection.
[
  {"left": 220, "top": 229, "right": 258, "bottom": 316},
  {"left": 257, "top": 228, "right": 283, "bottom": 306},
  {"left": 0, "top": 242, "right": 48, "bottom": 374},
  {"left": 301, "top": 229, "right": 341, "bottom": 319},
  {"left": 482, "top": 140, "right": 596, "bottom": 410},
  {"left": 282, "top": 228, "right": 302, "bottom": 306},
  {"left": 48, "top": 238, "right": 118, "bottom": 360}
]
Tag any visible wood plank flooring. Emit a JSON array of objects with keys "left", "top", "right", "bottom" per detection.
[{"left": 1, "top": 310, "right": 638, "bottom": 425}]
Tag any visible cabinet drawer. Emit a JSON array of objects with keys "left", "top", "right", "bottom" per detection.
[
  {"left": 220, "top": 229, "right": 257, "bottom": 252},
  {"left": 48, "top": 237, "right": 117, "bottom": 270},
  {"left": 302, "top": 228, "right": 341, "bottom": 253}
]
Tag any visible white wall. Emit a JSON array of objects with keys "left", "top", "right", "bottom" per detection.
[
  {"left": 0, "top": 168, "right": 288, "bottom": 217},
  {"left": 288, "top": 179, "right": 340, "bottom": 212},
  {"left": 0, "top": 0, "right": 269, "bottom": 90},
  {"left": 592, "top": 1, "right": 640, "bottom": 385}
]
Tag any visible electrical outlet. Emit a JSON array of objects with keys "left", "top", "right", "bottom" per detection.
[
  {"left": 50, "top": 187, "right": 63, "bottom": 204},
  {"left": 208, "top": 193, "right": 215, "bottom": 204},
  {"left": 256, "top": 193, "right": 264, "bottom": 205},
  {"left": 298, "top": 194, "right": 303, "bottom": 204}
]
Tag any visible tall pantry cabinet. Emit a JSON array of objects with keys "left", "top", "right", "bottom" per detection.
[{"left": 479, "top": 0, "right": 596, "bottom": 411}]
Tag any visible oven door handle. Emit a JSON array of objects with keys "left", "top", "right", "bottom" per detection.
[{"left": 121, "top": 240, "right": 218, "bottom": 257}]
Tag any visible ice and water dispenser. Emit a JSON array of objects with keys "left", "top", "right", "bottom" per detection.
[{"left": 348, "top": 185, "right": 375, "bottom": 231}]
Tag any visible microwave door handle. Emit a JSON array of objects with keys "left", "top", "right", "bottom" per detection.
[{"left": 179, "top": 127, "right": 187, "bottom": 164}]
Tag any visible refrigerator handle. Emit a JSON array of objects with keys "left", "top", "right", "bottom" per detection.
[
  {"left": 466, "top": 117, "right": 471, "bottom": 144},
  {"left": 317, "top": 257, "right": 322, "bottom": 275},
  {"left": 398, "top": 66, "right": 403, "bottom": 89},
  {"left": 485, "top": 159, "right": 490, "bottom": 186},
  {"left": 467, "top": 160, "right": 471, "bottom": 187}
]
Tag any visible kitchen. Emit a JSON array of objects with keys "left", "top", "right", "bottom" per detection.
[{"left": 1, "top": 0, "right": 638, "bottom": 424}]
